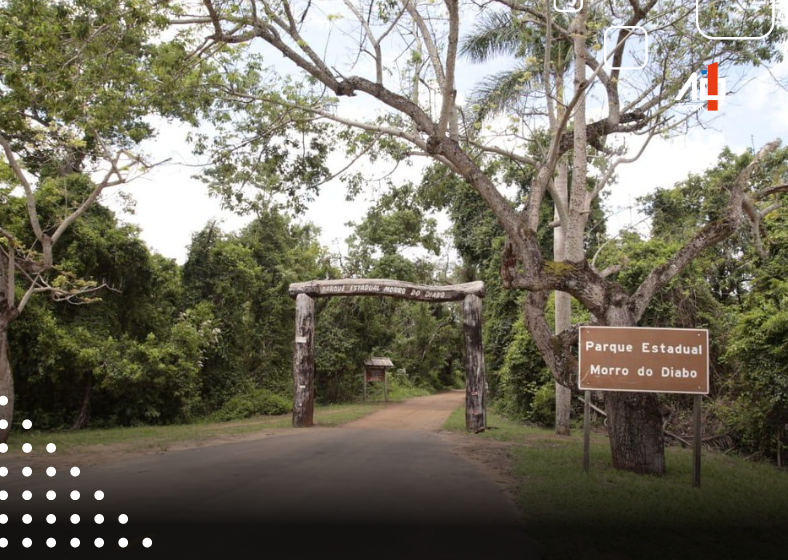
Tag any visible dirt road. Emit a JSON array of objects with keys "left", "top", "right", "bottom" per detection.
[
  {"left": 344, "top": 390, "right": 466, "bottom": 430},
  {"left": 1, "top": 392, "right": 539, "bottom": 559}
]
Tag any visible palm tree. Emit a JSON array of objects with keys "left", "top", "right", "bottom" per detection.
[{"left": 460, "top": 7, "right": 576, "bottom": 435}]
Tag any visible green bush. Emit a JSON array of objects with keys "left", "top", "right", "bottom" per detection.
[
  {"left": 209, "top": 388, "right": 292, "bottom": 422},
  {"left": 491, "top": 316, "right": 553, "bottom": 422},
  {"left": 528, "top": 382, "right": 556, "bottom": 426}
]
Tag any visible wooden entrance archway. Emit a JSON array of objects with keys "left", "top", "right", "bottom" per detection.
[{"left": 288, "top": 279, "right": 487, "bottom": 432}]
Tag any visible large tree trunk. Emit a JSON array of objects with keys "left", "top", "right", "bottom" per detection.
[
  {"left": 606, "top": 391, "right": 666, "bottom": 475},
  {"left": 0, "top": 325, "right": 13, "bottom": 444},
  {"left": 605, "top": 307, "right": 666, "bottom": 475}
]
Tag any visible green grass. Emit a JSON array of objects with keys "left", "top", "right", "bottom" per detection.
[
  {"left": 443, "top": 406, "right": 548, "bottom": 441},
  {"left": 444, "top": 409, "right": 788, "bottom": 560},
  {"left": 5, "top": 402, "right": 378, "bottom": 457}
]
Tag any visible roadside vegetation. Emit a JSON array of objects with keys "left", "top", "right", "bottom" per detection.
[{"left": 445, "top": 408, "right": 788, "bottom": 560}]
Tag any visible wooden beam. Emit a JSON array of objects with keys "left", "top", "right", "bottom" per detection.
[
  {"left": 289, "top": 279, "right": 485, "bottom": 302},
  {"left": 463, "top": 294, "right": 486, "bottom": 432},
  {"left": 293, "top": 294, "right": 315, "bottom": 427}
]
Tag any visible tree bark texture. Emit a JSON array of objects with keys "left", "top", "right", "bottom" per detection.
[
  {"left": 463, "top": 295, "right": 486, "bottom": 432},
  {"left": 71, "top": 377, "right": 92, "bottom": 431},
  {"left": 0, "top": 326, "right": 13, "bottom": 444},
  {"left": 605, "top": 391, "right": 666, "bottom": 475},
  {"left": 292, "top": 294, "right": 315, "bottom": 428},
  {"left": 553, "top": 158, "right": 572, "bottom": 436},
  {"left": 602, "top": 306, "right": 666, "bottom": 475}
]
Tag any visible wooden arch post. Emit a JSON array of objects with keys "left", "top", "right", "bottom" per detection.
[
  {"left": 292, "top": 293, "right": 316, "bottom": 427},
  {"left": 289, "top": 279, "right": 487, "bottom": 431},
  {"left": 463, "top": 294, "right": 486, "bottom": 432}
]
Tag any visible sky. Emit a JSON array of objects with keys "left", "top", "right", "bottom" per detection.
[{"left": 100, "top": 1, "right": 788, "bottom": 265}]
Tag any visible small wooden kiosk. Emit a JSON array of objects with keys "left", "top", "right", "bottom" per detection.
[{"left": 363, "top": 357, "right": 394, "bottom": 402}]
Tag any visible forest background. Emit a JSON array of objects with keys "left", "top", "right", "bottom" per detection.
[{"left": 1, "top": 0, "right": 787, "bottom": 466}]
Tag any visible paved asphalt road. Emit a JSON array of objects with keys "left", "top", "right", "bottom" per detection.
[{"left": 1, "top": 393, "right": 541, "bottom": 559}]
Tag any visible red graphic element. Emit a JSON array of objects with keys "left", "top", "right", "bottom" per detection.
[{"left": 707, "top": 63, "right": 718, "bottom": 112}]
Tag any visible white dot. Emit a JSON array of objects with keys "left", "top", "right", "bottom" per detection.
[
  {"left": 23, "top": 538, "right": 31, "bottom": 548},
  {"left": 0, "top": 490, "right": 7, "bottom": 500},
  {"left": 0, "top": 395, "right": 7, "bottom": 405},
  {"left": 46, "top": 514, "right": 56, "bottom": 524},
  {"left": 71, "top": 538, "right": 80, "bottom": 548},
  {"left": 118, "top": 538, "right": 128, "bottom": 548},
  {"left": 46, "top": 490, "right": 56, "bottom": 500},
  {"left": 22, "top": 466, "right": 32, "bottom": 476},
  {"left": 46, "top": 466, "right": 56, "bottom": 476},
  {"left": 94, "top": 538, "right": 104, "bottom": 548},
  {"left": 143, "top": 538, "right": 153, "bottom": 548},
  {"left": 22, "top": 443, "right": 32, "bottom": 453},
  {"left": 70, "top": 514, "right": 80, "bottom": 524},
  {"left": 0, "top": 419, "right": 7, "bottom": 429},
  {"left": 0, "top": 514, "right": 6, "bottom": 524},
  {"left": 22, "top": 419, "right": 32, "bottom": 429},
  {"left": 22, "top": 514, "right": 32, "bottom": 524},
  {"left": 70, "top": 490, "right": 80, "bottom": 500},
  {"left": 47, "top": 538, "right": 56, "bottom": 548},
  {"left": 0, "top": 443, "right": 6, "bottom": 453},
  {"left": 118, "top": 514, "right": 128, "bottom": 524},
  {"left": 94, "top": 514, "right": 104, "bottom": 524},
  {"left": 46, "top": 443, "right": 56, "bottom": 453},
  {"left": 94, "top": 490, "right": 104, "bottom": 500},
  {"left": 70, "top": 466, "right": 80, "bottom": 477},
  {"left": 22, "top": 490, "right": 32, "bottom": 500},
  {"left": 0, "top": 538, "right": 6, "bottom": 548},
  {"left": 0, "top": 467, "right": 6, "bottom": 477}
]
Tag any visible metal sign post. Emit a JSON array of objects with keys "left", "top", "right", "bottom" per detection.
[
  {"left": 583, "top": 390, "right": 591, "bottom": 474},
  {"left": 693, "top": 394, "right": 702, "bottom": 488}
]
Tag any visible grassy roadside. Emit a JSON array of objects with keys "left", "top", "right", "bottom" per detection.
[
  {"left": 3, "top": 401, "right": 384, "bottom": 458},
  {"left": 444, "top": 408, "right": 788, "bottom": 560}
]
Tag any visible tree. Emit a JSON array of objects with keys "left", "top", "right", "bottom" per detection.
[
  {"left": 6, "top": 196, "right": 186, "bottom": 429},
  {"left": 0, "top": 0, "right": 210, "bottom": 442},
  {"left": 460, "top": 10, "right": 577, "bottom": 434},
  {"left": 181, "top": 208, "right": 328, "bottom": 410},
  {"left": 177, "top": 1, "right": 787, "bottom": 474}
]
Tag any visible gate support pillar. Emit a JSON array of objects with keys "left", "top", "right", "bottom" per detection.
[
  {"left": 293, "top": 293, "right": 315, "bottom": 427},
  {"left": 463, "top": 294, "right": 486, "bottom": 432}
]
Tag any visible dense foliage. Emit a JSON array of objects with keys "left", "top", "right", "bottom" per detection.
[
  {"left": 5, "top": 144, "right": 788, "bottom": 464},
  {"left": 7, "top": 199, "right": 464, "bottom": 428},
  {"left": 1, "top": 2, "right": 786, "bottom": 468}
]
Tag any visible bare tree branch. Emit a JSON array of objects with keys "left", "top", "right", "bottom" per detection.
[
  {"left": 524, "top": 291, "right": 579, "bottom": 389},
  {"left": 0, "top": 133, "right": 45, "bottom": 246}
]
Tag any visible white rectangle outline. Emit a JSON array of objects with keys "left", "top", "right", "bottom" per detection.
[
  {"left": 554, "top": 0, "right": 582, "bottom": 13},
  {"left": 577, "top": 326, "right": 710, "bottom": 394},
  {"left": 696, "top": 0, "right": 775, "bottom": 40},
  {"left": 603, "top": 26, "right": 648, "bottom": 70}
]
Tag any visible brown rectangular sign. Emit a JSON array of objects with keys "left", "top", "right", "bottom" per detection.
[
  {"left": 578, "top": 327, "right": 709, "bottom": 394},
  {"left": 365, "top": 368, "right": 386, "bottom": 383}
]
